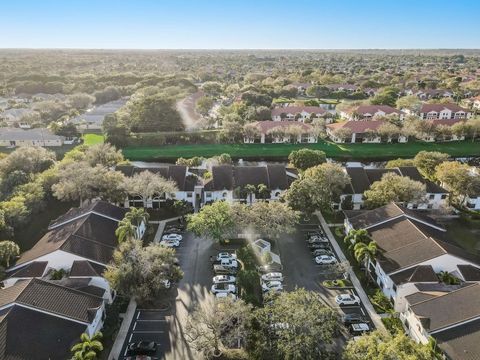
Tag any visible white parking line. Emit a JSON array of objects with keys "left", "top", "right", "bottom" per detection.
[
  {"left": 132, "top": 331, "right": 165, "bottom": 334},
  {"left": 136, "top": 312, "right": 140, "bottom": 320},
  {"left": 133, "top": 322, "right": 137, "bottom": 331},
  {"left": 136, "top": 319, "right": 167, "bottom": 322}
]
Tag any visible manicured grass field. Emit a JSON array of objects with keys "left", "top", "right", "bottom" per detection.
[
  {"left": 122, "top": 140, "right": 480, "bottom": 161},
  {"left": 82, "top": 133, "right": 105, "bottom": 146}
]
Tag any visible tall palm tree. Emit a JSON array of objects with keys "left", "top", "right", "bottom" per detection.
[
  {"left": 244, "top": 184, "right": 257, "bottom": 204},
  {"left": 115, "top": 219, "right": 136, "bottom": 243},
  {"left": 257, "top": 183, "right": 270, "bottom": 200},
  {"left": 125, "top": 207, "right": 150, "bottom": 227},
  {"left": 71, "top": 332, "right": 103, "bottom": 360},
  {"left": 344, "top": 229, "right": 371, "bottom": 252},
  {"left": 353, "top": 241, "right": 377, "bottom": 276}
]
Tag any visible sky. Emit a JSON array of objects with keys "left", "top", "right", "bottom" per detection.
[{"left": 0, "top": 0, "right": 479, "bottom": 49}]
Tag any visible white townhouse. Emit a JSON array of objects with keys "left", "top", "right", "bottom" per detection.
[
  {"left": 202, "top": 164, "right": 297, "bottom": 206},
  {"left": 244, "top": 121, "right": 318, "bottom": 144},
  {"left": 419, "top": 103, "right": 472, "bottom": 120},
  {"left": 339, "top": 165, "right": 448, "bottom": 210},
  {"left": 340, "top": 105, "right": 405, "bottom": 121},
  {"left": 271, "top": 106, "right": 328, "bottom": 122},
  {"left": 0, "top": 128, "right": 66, "bottom": 147}
]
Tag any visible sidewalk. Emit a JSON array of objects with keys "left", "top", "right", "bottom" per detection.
[
  {"left": 316, "top": 211, "right": 387, "bottom": 334},
  {"left": 108, "top": 298, "right": 137, "bottom": 360},
  {"left": 152, "top": 216, "right": 184, "bottom": 243}
]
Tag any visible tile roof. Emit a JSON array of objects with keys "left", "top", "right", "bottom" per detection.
[
  {"left": 420, "top": 103, "right": 469, "bottom": 113},
  {"left": 8, "top": 261, "right": 48, "bottom": 279},
  {"left": 353, "top": 105, "right": 403, "bottom": 116},
  {"left": 271, "top": 106, "right": 326, "bottom": 116},
  {"left": 410, "top": 283, "right": 480, "bottom": 333},
  {"left": 435, "top": 318, "right": 480, "bottom": 360},
  {"left": 326, "top": 120, "right": 385, "bottom": 133},
  {"left": 0, "top": 278, "right": 103, "bottom": 323},
  {"left": 0, "top": 128, "right": 65, "bottom": 141},
  {"left": 389, "top": 265, "right": 439, "bottom": 285},
  {"left": 254, "top": 120, "right": 312, "bottom": 134}
]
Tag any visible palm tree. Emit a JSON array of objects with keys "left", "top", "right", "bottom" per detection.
[
  {"left": 115, "top": 219, "right": 136, "bottom": 243},
  {"left": 353, "top": 241, "right": 377, "bottom": 276},
  {"left": 71, "top": 332, "right": 103, "bottom": 360},
  {"left": 437, "top": 271, "right": 460, "bottom": 285},
  {"left": 125, "top": 207, "right": 150, "bottom": 227},
  {"left": 244, "top": 184, "right": 257, "bottom": 204},
  {"left": 344, "top": 229, "right": 371, "bottom": 252},
  {"left": 257, "top": 183, "right": 270, "bottom": 200}
]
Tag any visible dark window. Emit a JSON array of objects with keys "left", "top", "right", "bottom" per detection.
[{"left": 441, "top": 194, "right": 447, "bottom": 199}]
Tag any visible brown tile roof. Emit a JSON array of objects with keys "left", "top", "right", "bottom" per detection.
[
  {"left": 345, "top": 202, "right": 406, "bottom": 229},
  {"left": 70, "top": 260, "right": 106, "bottom": 277},
  {"left": 254, "top": 120, "right": 312, "bottom": 134},
  {"left": 0, "top": 278, "right": 103, "bottom": 323},
  {"left": 353, "top": 105, "right": 403, "bottom": 116},
  {"left": 271, "top": 106, "right": 326, "bottom": 116},
  {"left": 410, "top": 283, "right": 480, "bottom": 333},
  {"left": 458, "top": 265, "right": 480, "bottom": 282},
  {"left": 420, "top": 103, "right": 469, "bottom": 113},
  {"left": 326, "top": 120, "right": 385, "bottom": 133}
]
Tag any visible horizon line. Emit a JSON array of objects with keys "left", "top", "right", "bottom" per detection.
[{"left": 1, "top": 47, "right": 479, "bottom": 51}]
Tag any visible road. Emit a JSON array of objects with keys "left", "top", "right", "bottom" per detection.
[{"left": 176, "top": 91, "right": 205, "bottom": 130}]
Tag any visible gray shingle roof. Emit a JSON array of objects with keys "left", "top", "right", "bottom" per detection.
[{"left": 0, "top": 128, "right": 64, "bottom": 141}]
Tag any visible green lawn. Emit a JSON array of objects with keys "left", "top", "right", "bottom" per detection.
[
  {"left": 82, "top": 133, "right": 105, "bottom": 146},
  {"left": 121, "top": 140, "right": 480, "bottom": 161}
]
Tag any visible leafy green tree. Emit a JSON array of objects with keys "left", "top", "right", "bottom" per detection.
[
  {"left": 123, "top": 170, "right": 178, "bottom": 208},
  {"left": 70, "top": 332, "right": 103, "bottom": 360},
  {"left": 243, "top": 184, "right": 257, "bottom": 204},
  {"left": 288, "top": 149, "right": 326, "bottom": 171},
  {"left": 396, "top": 95, "right": 422, "bottom": 112},
  {"left": 370, "top": 88, "right": 398, "bottom": 107},
  {"left": 435, "top": 161, "right": 480, "bottom": 205},
  {"left": 115, "top": 219, "right": 137, "bottom": 243},
  {"left": 413, "top": 151, "right": 449, "bottom": 181},
  {"left": 0, "top": 146, "right": 55, "bottom": 176},
  {"left": 343, "top": 331, "right": 432, "bottom": 360},
  {"left": 84, "top": 143, "right": 124, "bottom": 167},
  {"left": 0, "top": 241, "right": 20, "bottom": 267},
  {"left": 187, "top": 201, "right": 235, "bottom": 243},
  {"left": 196, "top": 96, "right": 215, "bottom": 115},
  {"left": 257, "top": 183, "right": 270, "bottom": 199},
  {"left": 104, "top": 240, "right": 183, "bottom": 304},
  {"left": 248, "top": 289, "right": 340, "bottom": 360},
  {"left": 353, "top": 241, "right": 377, "bottom": 276},
  {"left": 364, "top": 172, "right": 426, "bottom": 209},
  {"left": 0, "top": 196, "right": 29, "bottom": 227},
  {"left": 437, "top": 271, "right": 460, "bottom": 285}
]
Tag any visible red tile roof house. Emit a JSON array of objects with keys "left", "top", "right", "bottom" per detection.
[
  {"left": 418, "top": 119, "right": 467, "bottom": 142},
  {"left": 419, "top": 103, "right": 472, "bottom": 120},
  {"left": 326, "top": 120, "right": 408, "bottom": 144},
  {"left": 340, "top": 105, "right": 405, "bottom": 121},
  {"left": 271, "top": 106, "right": 328, "bottom": 122},
  {"left": 245, "top": 120, "right": 317, "bottom": 144}
]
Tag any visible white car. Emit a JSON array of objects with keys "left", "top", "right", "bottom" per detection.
[
  {"left": 211, "top": 283, "right": 236, "bottom": 294},
  {"left": 160, "top": 239, "right": 179, "bottom": 247},
  {"left": 216, "top": 252, "right": 237, "bottom": 261},
  {"left": 315, "top": 255, "right": 337, "bottom": 265},
  {"left": 262, "top": 280, "right": 283, "bottom": 292},
  {"left": 213, "top": 275, "right": 236, "bottom": 284},
  {"left": 261, "top": 272, "right": 284, "bottom": 282},
  {"left": 161, "top": 279, "right": 171, "bottom": 289},
  {"left": 162, "top": 233, "right": 182, "bottom": 242},
  {"left": 307, "top": 235, "right": 329, "bottom": 243},
  {"left": 335, "top": 294, "right": 361, "bottom": 306},
  {"left": 219, "top": 259, "right": 238, "bottom": 268},
  {"left": 215, "top": 292, "right": 238, "bottom": 301}
]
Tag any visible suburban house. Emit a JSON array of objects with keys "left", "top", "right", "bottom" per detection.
[
  {"left": 271, "top": 106, "right": 328, "bottom": 122},
  {"left": 402, "top": 283, "right": 480, "bottom": 359},
  {"left": 418, "top": 103, "right": 472, "bottom": 120},
  {"left": 326, "top": 120, "right": 407, "bottom": 143},
  {"left": 245, "top": 120, "right": 317, "bottom": 144},
  {"left": 203, "top": 164, "right": 297, "bottom": 205},
  {"left": 343, "top": 203, "right": 480, "bottom": 314},
  {"left": 326, "top": 84, "right": 359, "bottom": 93},
  {"left": 339, "top": 165, "right": 448, "bottom": 210},
  {"left": 418, "top": 119, "right": 467, "bottom": 142},
  {"left": 117, "top": 164, "right": 200, "bottom": 208},
  {"left": 0, "top": 128, "right": 67, "bottom": 147},
  {"left": 69, "top": 98, "right": 127, "bottom": 130},
  {"left": 5, "top": 200, "right": 135, "bottom": 304},
  {"left": 414, "top": 89, "right": 454, "bottom": 100},
  {"left": 340, "top": 105, "right": 405, "bottom": 121}
]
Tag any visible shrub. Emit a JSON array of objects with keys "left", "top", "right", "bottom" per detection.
[{"left": 382, "top": 315, "right": 405, "bottom": 335}]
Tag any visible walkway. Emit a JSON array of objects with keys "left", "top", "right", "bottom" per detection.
[
  {"left": 152, "top": 216, "right": 184, "bottom": 243},
  {"left": 108, "top": 298, "right": 137, "bottom": 360},
  {"left": 316, "top": 211, "right": 387, "bottom": 334}
]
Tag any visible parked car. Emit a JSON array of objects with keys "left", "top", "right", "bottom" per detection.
[
  {"left": 127, "top": 341, "right": 157, "bottom": 356},
  {"left": 216, "top": 258, "right": 238, "bottom": 268},
  {"left": 215, "top": 292, "right": 238, "bottom": 300},
  {"left": 307, "top": 236, "right": 329, "bottom": 243},
  {"left": 211, "top": 283, "right": 236, "bottom": 294},
  {"left": 162, "top": 233, "right": 182, "bottom": 242},
  {"left": 213, "top": 275, "right": 236, "bottom": 284},
  {"left": 309, "top": 243, "right": 331, "bottom": 251},
  {"left": 342, "top": 313, "right": 369, "bottom": 325},
  {"left": 306, "top": 230, "right": 325, "bottom": 237},
  {"left": 335, "top": 294, "right": 361, "bottom": 306},
  {"left": 213, "top": 265, "right": 237, "bottom": 275},
  {"left": 262, "top": 280, "right": 283, "bottom": 292},
  {"left": 315, "top": 255, "right": 337, "bottom": 265},
  {"left": 311, "top": 249, "right": 334, "bottom": 257},
  {"left": 349, "top": 323, "right": 370, "bottom": 335},
  {"left": 261, "top": 272, "right": 283, "bottom": 282},
  {"left": 216, "top": 252, "right": 237, "bottom": 261},
  {"left": 160, "top": 239, "right": 179, "bottom": 247},
  {"left": 257, "top": 263, "right": 283, "bottom": 273}
]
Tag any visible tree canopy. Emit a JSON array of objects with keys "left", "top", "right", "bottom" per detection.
[{"left": 288, "top": 148, "right": 326, "bottom": 171}]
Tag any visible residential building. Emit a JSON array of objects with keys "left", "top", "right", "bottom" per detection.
[
  {"left": 0, "top": 278, "right": 105, "bottom": 359},
  {"left": 340, "top": 165, "right": 448, "bottom": 210},
  {"left": 340, "top": 105, "right": 405, "bottom": 121},
  {"left": 415, "top": 89, "right": 454, "bottom": 100},
  {"left": 271, "top": 106, "right": 327, "bottom": 122},
  {"left": 417, "top": 119, "right": 467, "bottom": 142},
  {"left": 0, "top": 128, "right": 66, "bottom": 147},
  {"left": 326, "top": 84, "right": 359, "bottom": 93},
  {"left": 245, "top": 120, "right": 317, "bottom": 144},
  {"left": 69, "top": 98, "right": 127, "bottom": 130},
  {"left": 326, "top": 120, "right": 407, "bottom": 143},
  {"left": 419, "top": 103, "right": 472, "bottom": 120},
  {"left": 203, "top": 164, "right": 297, "bottom": 205}
]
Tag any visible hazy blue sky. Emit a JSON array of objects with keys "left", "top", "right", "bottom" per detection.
[{"left": 1, "top": 0, "right": 479, "bottom": 49}]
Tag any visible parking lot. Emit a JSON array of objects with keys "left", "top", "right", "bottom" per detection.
[{"left": 276, "top": 216, "right": 373, "bottom": 335}]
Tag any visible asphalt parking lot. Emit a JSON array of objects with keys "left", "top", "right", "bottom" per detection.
[{"left": 276, "top": 217, "right": 373, "bottom": 332}]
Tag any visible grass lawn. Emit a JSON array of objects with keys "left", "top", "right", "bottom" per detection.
[
  {"left": 121, "top": 140, "right": 480, "bottom": 161},
  {"left": 82, "top": 133, "right": 105, "bottom": 146},
  {"left": 14, "top": 198, "right": 76, "bottom": 251}
]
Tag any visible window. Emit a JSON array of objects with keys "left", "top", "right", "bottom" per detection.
[
  {"left": 187, "top": 192, "right": 193, "bottom": 198},
  {"left": 427, "top": 204, "right": 433, "bottom": 209},
  {"left": 441, "top": 194, "right": 447, "bottom": 199},
  {"left": 206, "top": 193, "right": 211, "bottom": 198},
  {"left": 429, "top": 194, "right": 435, "bottom": 200},
  {"left": 222, "top": 192, "right": 227, "bottom": 198}
]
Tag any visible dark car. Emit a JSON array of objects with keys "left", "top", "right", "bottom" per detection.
[
  {"left": 127, "top": 341, "right": 157, "bottom": 356},
  {"left": 311, "top": 249, "right": 334, "bottom": 257},
  {"left": 258, "top": 263, "right": 284, "bottom": 273},
  {"left": 342, "top": 313, "right": 369, "bottom": 326},
  {"left": 308, "top": 243, "right": 331, "bottom": 250}
]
